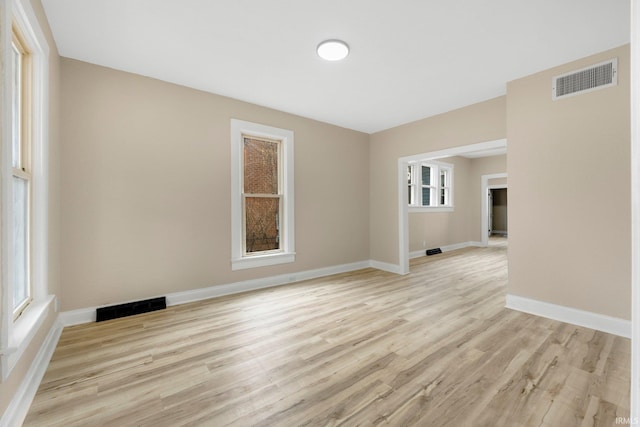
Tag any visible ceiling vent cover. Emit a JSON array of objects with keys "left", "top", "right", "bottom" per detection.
[{"left": 552, "top": 58, "right": 617, "bottom": 100}]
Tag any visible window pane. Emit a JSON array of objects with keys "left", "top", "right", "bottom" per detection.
[
  {"left": 422, "top": 166, "right": 431, "bottom": 186},
  {"left": 440, "top": 170, "right": 447, "bottom": 187},
  {"left": 441, "top": 188, "right": 446, "bottom": 205},
  {"left": 243, "top": 137, "right": 278, "bottom": 194},
  {"left": 408, "top": 185, "right": 416, "bottom": 205},
  {"left": 407, "top": 165, "right": 413, "bottom": 184},
  {"left": 11, "top": 42, "right": 21, "bottom": 169},
  {"left": 13, "top": 176, "right": 29, "bottom": 310},
  {"left": 245, "top": 196, "right": 280, "bottom": 253},
  {"left": 422, "top": 187, "right": 431, "bottom": 206}
]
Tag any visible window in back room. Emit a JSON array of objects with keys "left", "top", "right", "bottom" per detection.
[{"left": 407, "top": 160, "right": 454, "bottom": 210}]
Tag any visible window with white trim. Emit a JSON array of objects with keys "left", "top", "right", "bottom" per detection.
[
  {"left": 231, "top": 120, "right": 294, "bottom": 270},
  {"left": 440, "top": 167, "right": 451, "bottom": 206},
  {"left": 407, "top": 164, "right": 416, "bottom": 205},
  {"left": 2, "top": 0, "right": 52, "bottom": 381},
  {"left": 408, "top": 161, "right": 454, "bottom": 209}
]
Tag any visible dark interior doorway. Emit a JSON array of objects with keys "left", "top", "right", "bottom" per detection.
[{"left": 489, "top": 188, "right": 508, "bottom": 237}]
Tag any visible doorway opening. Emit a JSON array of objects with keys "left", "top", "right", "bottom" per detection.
[
  {"left": 488, "top": 186, "right": 507, "bottom": 247},
  {"left": 480, "top": 173, "right": 508, "bottom": 247},
  {"left": 398, "top": 140, "right": 507, "bottom": 274}
]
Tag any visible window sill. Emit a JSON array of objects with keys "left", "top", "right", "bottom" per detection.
[
  {"left": 232, "top": 252, "right": 296, "bottom": 270},
  {"left": 3, "top": 295, "right": 55, "bottom": 380},
  {"left": 409, "top": 206, "right": 454, "bottom": 213}
]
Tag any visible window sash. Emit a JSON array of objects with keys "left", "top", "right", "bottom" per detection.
[
  {"left": 11, "top": 41, "right": 22, "bottom": 169},
  {"left": 440, "top": 168, "right": 451, "bottom": 206},
  {"left": 12, "top": 175, "right": 31, "bottom": 317},
  {"left": 242, "top": 194, "right": 283, "bottom": 256},
  {"left": 421, "top": 184, "right": 435, "bottom": 206},
  {"left": 243, "top": 136, "right": 280, "bottom": 195},
  {"left": 420, "top": 165, "right": 434, "bottom": 206},
  {"left": 407, "top": 165, "right": 416, "bottom": 205},
  {"left": 11, "top": 29, "right": 31, "bottom": 173}
]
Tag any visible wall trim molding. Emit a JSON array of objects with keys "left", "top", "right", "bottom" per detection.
[
  {"left": 1, "top": 316, "right": 63, "bottom": 427},
  {"left": 506, "top": 294, "right": 631, "bottom": 338},
  {"left": 409, "top": 241, "right": 485, "bottom": 259},
  {"left": 59, "top": 306, "right": 96, "bottom": 327},
  {"left": 369, "top": 260, "right": 404, "bottom": 274},
  {"left": 409, "top": 250, "right": 425, "bottom": 259},
  {"left": 61, "top": 260, "right": 379, "bottom": 326},
  {"left": 443, "top": 241, "right": 483, "bottom": 251}
]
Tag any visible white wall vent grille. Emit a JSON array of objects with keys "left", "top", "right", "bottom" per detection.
[{"left": 552, "top": 58, "right": 617, "bottom": 100}]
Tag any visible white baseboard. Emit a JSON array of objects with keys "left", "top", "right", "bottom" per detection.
[
  {"left": 167, "top": 260, "right": 372, "bottom": 306},
  {"left": 468, "top": 241, "right": 484, "bottom": 248},
  {"left": 409, "top": 241, "right": 484, "bottom": 259},
  {"left": 59, "top": 307, "right": 97, "bottom": 326},
  {"left": 1, "top": 316, "right": 63, "bottom": 427},
  {"left": 506, "top": 294, "right": 631, "bottom": 338},
  {"left": 369, "top": 260, "right": 404, "bottom": 274},
  {"left": 443, "top": 241, "right": 482, "bottom": 251},
  {"left": 60, "top": 260, "right": 373, "bottom": 327}
]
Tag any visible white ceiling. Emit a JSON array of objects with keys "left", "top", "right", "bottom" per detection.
[{"left": 41, "top": 0, "right": 630, "bottom": 134}]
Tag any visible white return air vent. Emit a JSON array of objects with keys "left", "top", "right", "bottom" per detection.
[{"left": 552, "top": 58, "right": 617, "bottom": 100}]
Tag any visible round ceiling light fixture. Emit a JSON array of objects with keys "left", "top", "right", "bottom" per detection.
[{"left": 317, "top": 39, "right": 349, "bottom": 61}]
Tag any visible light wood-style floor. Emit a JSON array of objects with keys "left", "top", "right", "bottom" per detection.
[{"left": 24, "top": 241, "right": 630, "bottom": 426}]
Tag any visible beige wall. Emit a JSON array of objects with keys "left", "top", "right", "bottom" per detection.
[
  {"left": 0, "top": 0, "right": 61, "bottom": 416},
  {"left": 60, "top": 59, "right": 370, "bottom": 311},
  {"left": 507, "top": 44, "right": 630, "bottom": 319},
  {"left": 489, "top": 177, "right": 507, "bottom": 187},
  {"left": 369, "top": 97, "right": 507, "bottom": 265}
]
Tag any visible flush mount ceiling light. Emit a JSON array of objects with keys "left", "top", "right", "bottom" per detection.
[{"left": 317, "top": 39, "right": 349, "bottom": 61}]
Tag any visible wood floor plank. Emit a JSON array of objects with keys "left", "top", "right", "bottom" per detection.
[{"left": 23, "top": 237, "right": 630, "bottom": 426}]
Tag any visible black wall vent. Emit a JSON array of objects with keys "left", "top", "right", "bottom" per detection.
[
  {"left": 96, "top": 296, "right": 167, "bottom": 322},
  {"left": 426, "top": 248, "right": 442, "bottom": 256}
]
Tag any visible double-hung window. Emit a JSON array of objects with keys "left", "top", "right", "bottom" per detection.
[
  {"left": 231, "top": 120, "right": 295, "bottom": 270},
  {"left": 420, "top": 165, "right": 436, "bottom": 206},
  {"left": 408, "top": 161, "right": 454, "bottom": 211},
  {"left": 2, "top": 0, "right": 52, "bottom": 381},
  {"left": 407, "top": 164, "right": 416, "bottom": 205},
  {"left": 440, "top": 168, "right": 451, "bottom": 206},
  {"left": 10, "top": 27, "right": 32, "bottom": 319},
  {"left": 243, "top": 136, "right": 282, "bottom": 254}
]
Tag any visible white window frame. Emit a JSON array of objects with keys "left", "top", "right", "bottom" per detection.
[
  {"left": 407, "top": 164, "right": 416, "bottom": 205},
  {"left": 230, "top": 119, "right": 295, "bottom": 270},
  {"left": 1, "top": 0, "right": 53, "bottom": 380},
  {"left": 10, "top": 27, "right": 32, "bottom": 319},
  {"left": 408, "top": 160, "right": 454, "bottom": 212},
  {"left": 420, "top": 164, "right": 437, "bottom": 206},
  {"left": 440, "top": 167, "right": 451, "bottom": 206}
]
